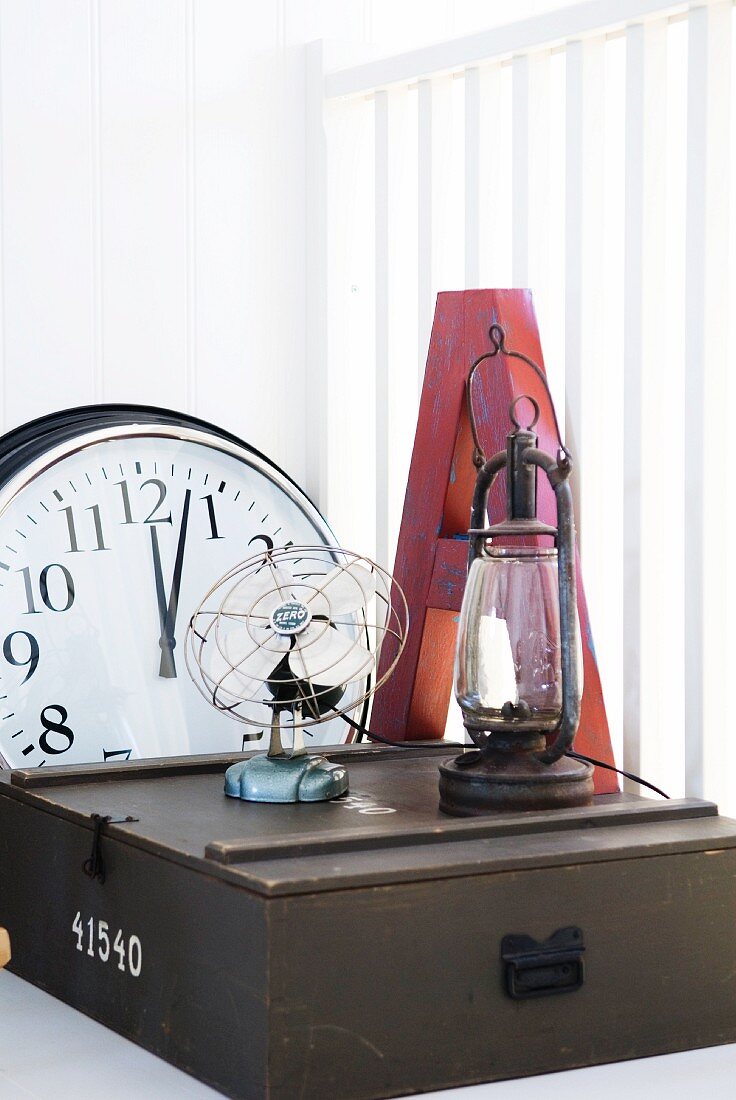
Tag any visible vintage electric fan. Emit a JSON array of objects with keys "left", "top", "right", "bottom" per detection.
[{"left": 186, "top": 545, "right": 408, "bottom": 802}]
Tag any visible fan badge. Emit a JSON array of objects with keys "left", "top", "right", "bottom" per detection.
[{"left": 270, "top": 600, "right": 312, "bottom": 635}]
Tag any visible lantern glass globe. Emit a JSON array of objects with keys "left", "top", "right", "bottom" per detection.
[{"left": 454, "top": 545, "right": 564, "bottom": 734}]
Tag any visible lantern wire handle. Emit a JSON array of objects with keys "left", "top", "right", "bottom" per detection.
[{"left": 466, "top": 322, "right": 572, "bottom": 470}]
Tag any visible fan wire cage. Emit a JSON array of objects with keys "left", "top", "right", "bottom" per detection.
[{"left": 185, "top": 545, "right": 408, "bottom": 747}]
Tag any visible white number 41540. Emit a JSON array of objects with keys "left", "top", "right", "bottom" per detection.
[{"left": 72, "top": 911, "right": 142, "bottom": 977}]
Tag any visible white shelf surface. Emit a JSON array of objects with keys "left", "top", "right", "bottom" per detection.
[{"left": 2, "top": 971, "right": 736, "bottom": 1099}]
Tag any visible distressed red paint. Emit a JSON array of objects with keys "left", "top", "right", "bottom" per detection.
[{"left": 372, "top": 290, "right": 617, "bottom": 795}]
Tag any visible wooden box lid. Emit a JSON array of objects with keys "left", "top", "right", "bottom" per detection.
[{"left": 2, "top": 745, "right": 731, "bottom": 898}]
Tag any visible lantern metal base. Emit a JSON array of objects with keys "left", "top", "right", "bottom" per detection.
[{"left": 438, "top": 742, "right": 594, "bottom": 816}]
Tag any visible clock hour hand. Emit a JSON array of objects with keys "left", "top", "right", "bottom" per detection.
[{"left": 149, "top": 489, "right": 191, "bottom": 678}]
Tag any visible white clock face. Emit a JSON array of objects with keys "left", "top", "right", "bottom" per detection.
[{"left": 0, "top": 424, "right": 351, "bottom": 768}]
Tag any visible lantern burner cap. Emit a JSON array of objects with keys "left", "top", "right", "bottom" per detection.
[{"left": 469, "top": 518, "right": 558, "bottom": 540}]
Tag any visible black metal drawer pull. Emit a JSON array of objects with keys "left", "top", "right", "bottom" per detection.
[{"left": 501, "top": 926, "right": 585, "bottom": 999}]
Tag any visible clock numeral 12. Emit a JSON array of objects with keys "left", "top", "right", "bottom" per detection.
[{"left": 114, "top": 479, "right": 172, "bottom": 525}]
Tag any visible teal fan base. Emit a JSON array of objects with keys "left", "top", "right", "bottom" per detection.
[{"left": 224, "top": 753, "right": 349, "bottom": 803}]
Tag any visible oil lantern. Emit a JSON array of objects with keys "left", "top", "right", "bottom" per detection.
[{"left": 439, "top": 326, "right": 594, "bottom": 815}]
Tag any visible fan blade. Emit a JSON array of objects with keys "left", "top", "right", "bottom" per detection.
[
  {"left": 203, "top": 623, "right": 289, "bottom": 702},
  {"left": 221, "top": 565, "right": 295, "bottom": 619},
  {"left": 307, "top": 563, "right": 376, "bottom": 617},
  {"left": 290, "top": 622, "right": 374, "bottom": 687}
]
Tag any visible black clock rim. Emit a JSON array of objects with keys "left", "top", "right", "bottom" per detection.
[{"left": 0, "top": 403, "right": 324, "bottom": 522}]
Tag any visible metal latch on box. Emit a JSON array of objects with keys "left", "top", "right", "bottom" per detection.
[
  {"left": 501, "top": 926, "right": 585, "bottom": 999},
  {"left": 82, "top": 813, "right": 139, "bottom": 885}
]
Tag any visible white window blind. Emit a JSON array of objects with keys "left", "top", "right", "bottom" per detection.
[{"left": 309, "top": 0, "right": 736, "bottom": 811}]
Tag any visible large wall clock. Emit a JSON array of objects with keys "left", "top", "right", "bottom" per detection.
[{"left": 0, "top": 404, "right": 353, "bottom": 768}]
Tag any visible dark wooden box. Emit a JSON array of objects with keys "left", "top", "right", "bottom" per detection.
[{"left": 2, "top": 744, "right": 736, "bottom": 1099}]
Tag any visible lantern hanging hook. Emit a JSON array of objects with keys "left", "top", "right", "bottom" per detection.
[
  {"left": 508, "top": 393, "right": 540, "bottom": 432},
  {"left": 466, "top": 322, "right": 572, "bottom": 470}
]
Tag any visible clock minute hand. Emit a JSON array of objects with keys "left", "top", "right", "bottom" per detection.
[
  {"left": 149, "top": 526, "right": 172, "bottom": 674},
  {"left": 149, "top": 489, "right": 191, "bottom": 679}
]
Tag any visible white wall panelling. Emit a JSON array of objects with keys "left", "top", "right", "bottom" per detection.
[
  {"left": 0, "top": 0, "right": 376, "bottom": 483},
  {"left": 0, "top": 0, "right": 95, "bottom": 425}
]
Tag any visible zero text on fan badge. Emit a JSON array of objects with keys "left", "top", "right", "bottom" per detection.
[{"left": 270, "top": 600, "right": 312, "bottom": 635}]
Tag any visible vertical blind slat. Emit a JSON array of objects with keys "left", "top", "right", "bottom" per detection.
[
  {"left": 511, "top": 54, "right": 530, "bottom": 286},
  {"left": 702, "top": 3, "right": 733, "bottom": 806},
  {"left": 464, "top": 66, "right": 481, "bottom": 288},
  {"left": 563, "top": 39, "right": 582, "bottom": 535},
  {"left": 564, "top": 37, "right": 605, "bottom": 549},
  {"left": 417, "top": 78, "right": 433, "bottom": 390},
  {"left": 477, "top": 63, "right": 512, "bottom": 289},
  {"left": 685, "top": 2, "right": 733, "bottom": 800},
  {"left": 384, "top": 88, "right": 417, "bottom": 561},
  {"left": 638, "top": 20, "right": 668, "bottom": 783},
  {"left": 623, "top": 23, "right": 646, "bottom": 781},
  {"left": 374, "top": 90, "right": 390, "bottom": 569},
  {"left": 305, "top": 41, "right": 329, "bottom": 513},
  {"left": 526, "top": 51, "right": 551, "bottom": 325},
  {"left": 623, "top": 19, "right": 668, "bottom": 784}
]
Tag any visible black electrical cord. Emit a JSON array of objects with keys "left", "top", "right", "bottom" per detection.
[
  {"left": 339, "top": 711, "right": 670, "bottom": 800},
  {"left": 339, "top": 710, "right": 464, "bottom": 749},
  {"left": 565, "top": 749, "right": 669, "bottom": 800}
]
